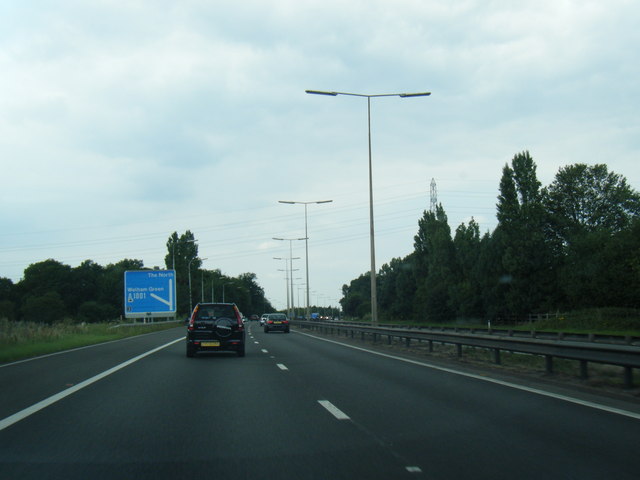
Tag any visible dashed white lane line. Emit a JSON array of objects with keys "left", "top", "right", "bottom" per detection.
[
  {"left": 261, "top": 349, "right": 268, "bottom": 353},
  {"left": 0, "top": 337, "right": 184, "bottom": 432},
  {"left": 318, "top": 400, "right": 350, "bottom": 420},
  {"left": 406, "top": 466, "right": 423, "bottom": 473},
  {"left": 276, "top": 363, "right": 288, "bottom": 371}
]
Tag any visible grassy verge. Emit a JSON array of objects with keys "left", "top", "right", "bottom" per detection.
[{"left": 0, "top": 319, "right": 181, "bottom": 364}]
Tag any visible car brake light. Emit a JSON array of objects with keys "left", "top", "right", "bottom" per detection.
[
  {"left": 188, "top": 306, "right": 198, "bottom": 331},
  {"left": 268, "top": 320, "right": 273, "bottom": 324},
  {"left": 234, "top": 307, "right": 244, "bottom": 330}
]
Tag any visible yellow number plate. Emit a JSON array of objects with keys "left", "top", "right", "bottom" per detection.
[{"left": 201, "top": 341, "right": 220, "bottom": 347}]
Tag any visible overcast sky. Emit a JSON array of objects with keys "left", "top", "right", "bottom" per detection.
[{"left": 1, "top": 0, "right": 639, "bottom": 310}]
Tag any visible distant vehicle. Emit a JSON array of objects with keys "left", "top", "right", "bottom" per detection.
[
  {"left": 260, "top": 314, "right": 269, "bottom": 326},
  {"left": 186, "top": 302, "right": 245, "bottom": 357},
  {"left": 263, "top": 313, "right": 290, "bottom": 333},
  {"left": 249, "top": 314, "right": 259, "bottom": 322},
  {"left": 311, "top": 312, "right": 319, "bottom": 320}
]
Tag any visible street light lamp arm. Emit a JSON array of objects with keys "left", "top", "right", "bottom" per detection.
[
  {"left": 279, "top": 199, "right": 333, "bottom": 205},
  {"left": 399, "top": 92, "right": 431, "bottom": 97},
  {"left": 305, "top": 90, "right": 338, "bottom": 96},
  {"left": 307, "top": 90, "right": 431, "bottom": 99}
]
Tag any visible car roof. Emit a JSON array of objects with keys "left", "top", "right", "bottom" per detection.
[{"left": 197, "top": 302, "right": 236, "bottom": 307}]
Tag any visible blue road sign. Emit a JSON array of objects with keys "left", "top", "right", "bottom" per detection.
[{"left": 124, "top": 270, "right": 177, "bottom": 318}]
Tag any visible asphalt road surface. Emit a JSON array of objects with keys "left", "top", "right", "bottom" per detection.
[{"left": 1, "top": 324, "right": 639, "bottom": 479}]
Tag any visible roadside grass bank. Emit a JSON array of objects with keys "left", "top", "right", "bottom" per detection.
[{"left": 0, "top": 318, "right": 182, "bottom": 363}]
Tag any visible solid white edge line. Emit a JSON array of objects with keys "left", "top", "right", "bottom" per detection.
[
  {"left": 318, "top": 400, "right": 350, "bottom": 420},
  {"left": 0, "top": 337, "right": 184, "bottom": 432},
  {"left": 295, "top": 330, "right": 640, "bottom": 421}
]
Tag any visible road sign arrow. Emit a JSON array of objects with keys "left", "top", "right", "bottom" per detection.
[{"left": 149, "top": 279, "right": 174, "bottom": 310}]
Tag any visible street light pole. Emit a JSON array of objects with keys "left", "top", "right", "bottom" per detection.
[
  {"left": 279, "top": 200, "right": 332, "bottom": 321},
  {"left": 305, "top": 89, "right": 430, "bottom": 325},
  {"left": 273, "top": 237, "right": 305, "bottom": 319},
  {"left": 274, "top": 257, "right": 290, "bottom": 313}
]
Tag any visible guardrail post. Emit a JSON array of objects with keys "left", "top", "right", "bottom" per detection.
[
  {"left": 623, "top": 367, "right": 633, "bottom": 389},
  {"left": 428, "top": 340, "right": 433, "bottom": 353},
  {"left": 456, "top": 344, "right": 462, "bottom": 358},
  {"left": 405, "top": 337, "right": 411, "bottom": 347},
  {"left": 493, "top": 348, "right": 501, "bottom": 365},
  {"left": 387, "top": 335, "right": 392, "bottom": 345},
  {"left": 361, "top": 331, "right": 365, "bottom": 341},
  {"left": 545, "top": 355, "right": 553, "bottom": 374},
  {"left": 579, "top": 360, "right": 589, "bottom": 379}
]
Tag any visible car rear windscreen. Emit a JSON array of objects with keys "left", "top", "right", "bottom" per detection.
[{"left": 197, "top": 305, "right": 236, "bottom": 319}]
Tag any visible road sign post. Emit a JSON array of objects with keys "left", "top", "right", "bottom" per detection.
[{"left": 124, "top": 270, "right": 177, "bottom": 320}]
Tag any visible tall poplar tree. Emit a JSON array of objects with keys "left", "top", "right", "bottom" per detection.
[
  {"left": 413, "top": 204, "right": 456, "bottom": 322},
  {"left": 495, "top": 151, "right": 555, "bottom": 319}
]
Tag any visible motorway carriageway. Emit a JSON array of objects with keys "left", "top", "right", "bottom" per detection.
[{"left": 1, "top": 324, "right": 639, "bottom": 479}]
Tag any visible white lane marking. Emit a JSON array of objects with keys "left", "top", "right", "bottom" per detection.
[
  {"left": 406, "top": 466, "right": 423, "bottom": 473},
  {"left": 261, "top": 349, "right": 269, "bottom": 353},
  {"left": 0, "top": 337, "right": 184, "bottom": 432},
  {"left": 318, "top": 400, "right": 350, "bottom": 420},
  {"left": 276, "top": 363, "right": 288, "bottom": 371},
  {"left": 254, "top": 341, "right": 260, "bottom": 344},
  {"left": 295, "top": 330, "right": 640, "bottom": 421}
]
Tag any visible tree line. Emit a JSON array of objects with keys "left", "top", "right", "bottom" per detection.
[
  {"left": 340, "top": 152, "right": 640, "bottom": 325},
  {"left": 0, "top": 230, "right": 274, "bottom": 323}
]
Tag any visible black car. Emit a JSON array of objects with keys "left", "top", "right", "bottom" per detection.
[
  {"left": 186, "top": 302, "right": 245, "bottom": 357},
  {"left": 263, "top": 313, "right": 290, "bottom": 333}
]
